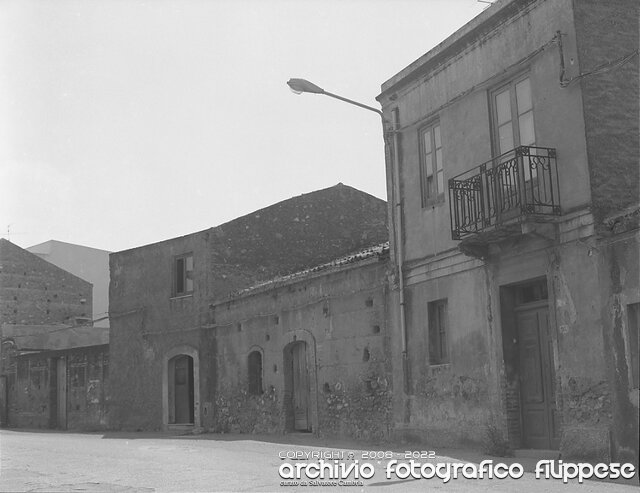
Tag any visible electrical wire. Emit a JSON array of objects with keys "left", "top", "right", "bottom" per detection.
[{"left": 561, "top": 49, "right": 639, "bottom": 87}]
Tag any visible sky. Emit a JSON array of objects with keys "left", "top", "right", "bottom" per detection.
[{"left": 0, "top": 0, "right": 487, "bottom": 253}]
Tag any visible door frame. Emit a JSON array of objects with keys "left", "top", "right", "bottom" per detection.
[
  {"left": 515, "top": 301, "right": 559, "bottom": 449},
  {"left": 282, "top": 330, "right": 318, "bottom": 434},
  {"left": 162, "top": 345, "right": 200, "bottom": 429},
  {"left": 56, "top": 357, "right": 67, "bottom": 429},
  {"left": 499, "top": 278, "right": 560, "bottom": 450}
]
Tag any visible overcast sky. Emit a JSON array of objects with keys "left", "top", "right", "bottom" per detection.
[{"left": 1, "top": 0, "right": 486, "bottom": 253}]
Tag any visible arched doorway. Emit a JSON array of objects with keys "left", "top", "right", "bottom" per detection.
[
  {"left": 168, "top": 354, "right": 194, "bottom": 424},
  {"left": 284, "top": 341, "right": 311, "bottom": 432},
  {"left": 162, "top": 345, "right": 200, "bottom": 429}
]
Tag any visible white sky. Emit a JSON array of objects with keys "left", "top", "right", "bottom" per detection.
[{"left": 0, "top": 0, "right": 486, "bottom": 253}]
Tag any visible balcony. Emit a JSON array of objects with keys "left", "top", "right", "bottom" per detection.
[{"left": 449, "top": 146, "right": 561, "bottom": 246}]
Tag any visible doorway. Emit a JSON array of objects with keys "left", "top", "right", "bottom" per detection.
[
  {"left": 285, "top": 341, "right": 310, "bottom": 432},
  {"left": 56, "top": 357, "right": 67, "bottom": 429},
  {"left": 501, "top": 279, "right": 560, "bottom": 449},
  {"left": 169, "top": 354, "right": 194, "bottom": 424}
]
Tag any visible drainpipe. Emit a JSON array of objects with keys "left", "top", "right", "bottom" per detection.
[{"left": 387, "top": 108, "right": 409, "bottom": 394}]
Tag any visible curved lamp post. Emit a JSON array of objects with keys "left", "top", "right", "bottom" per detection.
[
  {"left": 286, "top": 77, "right": 409, "bottom": 393},
  {"left": 287, "top": 78, "right": 386, "bottom": 119}
]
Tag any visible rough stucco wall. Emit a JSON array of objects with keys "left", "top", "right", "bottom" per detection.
[
  {"left": 598, "top": 234, "right": 640, "bottom": 465},
  {"left": 6, "top": 355, "right": 50, "bottom": 428},
  {"left": 0, "top": 239, "right": 93, "bottom": 325},
  {"left": 212, "top": 260, "right": 392, "bottom": 441},
  {"left": 573, "top": 0, "right": 639, "bottom": 225},
  {"left": 398, "top": 268, "right": 494, "bottom": 448},
  {"left": 108, "top": 231, "right": 210, "bottom": 430},
  {"left": 66, "top": 347, "right": 109, "bottom": 430},
  {"left": 549, "top": 244, "right": 611, "bottom": 460},
  {"left": 6, "top": 346, "right": 108, "bottom": 430}
]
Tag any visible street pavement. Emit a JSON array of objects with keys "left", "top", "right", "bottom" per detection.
[{"left": 0, "top": 429, "right": 638, "bottom": 492}]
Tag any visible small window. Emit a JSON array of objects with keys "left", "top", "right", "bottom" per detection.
[
  {"left": 419, "top": 122, "right": 444, "bottom": 206},
  {"left": 627, "top": 303, "right": 639, "bottom": 389},
  {"left": 248, "top": 350, "right": 263, "bottom": 395},
  {"left": 174, "top": 254, "right": 194, "bottom": 296},
  {"left": 428, "top": 299, "right": 449, "bottom": 365}
]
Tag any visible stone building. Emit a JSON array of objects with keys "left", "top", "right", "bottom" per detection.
[
  {"left": 0, "top": 238, "right": 93, "bottom": 326},
  {"left": 377, "top": 0, "right": 638, "bottom": 462},
  {"left": 27, "top": 240, "right": 111, "bottom": 328},
  {"left": 0, "top": 239, "right": 108, "bottom": 430},
  {"left": 0, "top": 324, "right": 109, "bottom": 429},
  {"left": 108, "top": 184, "right": 391, "bottom": 436}
]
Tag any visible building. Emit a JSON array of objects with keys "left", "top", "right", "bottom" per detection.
[
  {"left": 27, "top": 240, "right": 111, "bottom": 328},
  {"left": 377, "top": 0, "right": 638, "bottom": 461},
  {"left": 0, "top": 239, "right": 108, "bottom": 430},
  {"left": 0, "top": 239, "right": 93, "bottom": 326},
  {"left": 0, "top": 324, "right": 109, "bottom": 429},
  {"left": 108, "top": 184, "right": 391, "bottom": 435}
]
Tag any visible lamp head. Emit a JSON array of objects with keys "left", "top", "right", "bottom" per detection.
[{"left": 287, "top": 78, "right": 325, "bottom": 95}]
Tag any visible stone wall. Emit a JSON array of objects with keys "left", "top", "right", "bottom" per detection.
[
  {"left": 212, "top": 258, "right": 392, "bottom": 441},
  {"left": 0, "top": 239, "right": 92, "bottom": 326}
]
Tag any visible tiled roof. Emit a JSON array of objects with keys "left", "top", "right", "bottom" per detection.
[{"left": 228, "top": 242, "right": 389, "bottom": 299}]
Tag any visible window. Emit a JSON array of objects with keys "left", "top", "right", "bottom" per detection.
[
  {"left": 428, "top": 299, "right": 449, "bottom": 365},
  {"left": 491, "top": 75, "right": 535, "bottom": 155},
  {"left": 174, "top": 254, "right": 194, "bottom": 296},
  {"left": 419, "top": 123, "right": 444, "bottom": 206},
  {"left": 248, "top": 350, "right": 263, "bottom": 395}
]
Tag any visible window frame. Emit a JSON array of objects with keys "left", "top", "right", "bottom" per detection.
[
  {"left": 173, "top": 253, "right": 194, "bottom": 297},
  {"left": 418, "top": 121, "right": 445, "bottom": 207},
  {"left": 489, "top": 72, "right": 536, "bottom": 157},
  {"left": 428, "top": 299, "right": 449, "bottom": 365}
]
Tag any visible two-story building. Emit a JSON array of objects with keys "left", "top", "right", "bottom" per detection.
[
  {"left": 377, "top": 0, "right": 638, "bottom": 462},
  {"left": 108, "top": 184, "right": 392, "bottom": 437}
]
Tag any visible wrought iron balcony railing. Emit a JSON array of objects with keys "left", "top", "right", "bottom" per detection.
[{"left": 449, "top": 146, "right": 561, "bottom": 240}]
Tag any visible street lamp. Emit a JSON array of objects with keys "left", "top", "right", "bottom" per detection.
[
  {"left": 286, "top": 77, "right": 409, "bottom": 393},
  {"left": 286, "top": 78, "right": 385, "bottom": 119}
]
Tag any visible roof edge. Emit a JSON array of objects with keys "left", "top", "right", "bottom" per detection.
[{"left": 378, "top": 0, "right": 537, "bottom": 99}]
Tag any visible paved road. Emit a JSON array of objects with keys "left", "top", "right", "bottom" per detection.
[{"left": 0, "top": 430, "right": 637, "bottom": 492}]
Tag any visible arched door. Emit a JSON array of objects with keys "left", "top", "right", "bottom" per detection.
[
  {"left": 170, "top": 354, "right": 194, "bottom": 424},
  {"left": 291, "top": 342, "right": 310, "bottom": 431}
]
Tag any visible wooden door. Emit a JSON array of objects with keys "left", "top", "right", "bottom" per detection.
[
  {"left": 174, "top": 355, "right": 194, "bottom": 424},
  {"left": 0, "top": 375, "right": 7, "bottom": 427},
  {"left": 56, "top": 358, "right": 67, "bottom": 429},
  {"left": 292, "top": 343, "right": 310, "bottom": 431},
  {"left": 517, "top": 306, "right": 559, "bottom": 449}
]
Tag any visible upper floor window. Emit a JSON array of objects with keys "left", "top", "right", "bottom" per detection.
[
  {"left": 419, "top": 122, "right": 444, "bottom": 206},
  {"left": 428, "top": 299, "right": 449, "bottom": 365},
  {"left": 491, "top": 75, "right": 535, "bottom": 155},
  {"left": 174, "top": 253, "right": 193, "bottom": 296}
]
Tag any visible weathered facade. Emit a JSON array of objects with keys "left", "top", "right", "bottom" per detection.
[
  {"left": 2, "top": 335, "right": 109, "bottom": 430},
  {"left": 0, "top": 238, "right": 93, "bottom": 326},
  {"left": 1, "top": 239, "right": 109, "bottom": 430},
  {"left": 378, "top": 0, "right": 638, "bottom": 461},
  {"left": 108, "top": 184, "right": 392, "bottom": 437}
]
